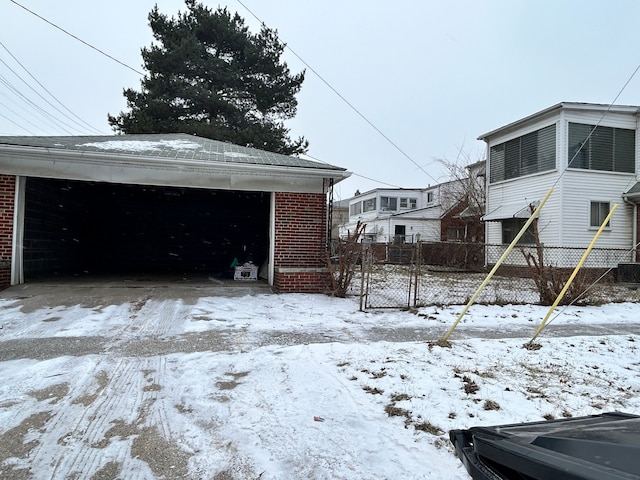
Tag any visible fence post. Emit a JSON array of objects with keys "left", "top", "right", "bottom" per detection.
[
  {"left": 413, "top": 239, "right": 422, "bottom": 307},
  {"left": 359, "top": 241, "right": 367, "bottom": 311}
]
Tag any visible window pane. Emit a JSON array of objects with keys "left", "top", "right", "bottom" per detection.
[
  {"left": 570, "top": 123, "right": 635, "bottom": 173},
  {"left": 591, "top": 128, "right": 614, "bottom": 171},
  {"left": 615, "top": 128, "right": 635, "bottom": 173},
  {"left": 502, "top": 218, "right": 535, "bottom": 244},
  {"left": 363, "top": 198, "right": 376, "bottom": 212},
  {"left": 568, "top": 123, "right": 591, "bottom": 168},
  {"left": 490, "top": 144, "right": 505, "bottom": 183},
  {"left": 380, "top": 197, "right": 397, "bottom": 211},
  {"left": 505, "top": 139, "right": 520, "bottom": 179},
  {"left": 520, "top": 131, "right": 538, "bottom": 176},
  {"left": 490, "top": 124, "right": 556, "bottom": 182},
  {"left": 537, "top": 124, "right": 556, "bottom": 172},
  {"left": 590, "top": 201, "right": 610, "bottom": 227}
]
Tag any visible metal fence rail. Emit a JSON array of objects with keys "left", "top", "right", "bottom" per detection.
[{"left": 354, "top": 241, "right": 640, "bottom": 310}]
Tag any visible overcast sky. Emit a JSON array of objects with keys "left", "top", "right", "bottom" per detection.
[{"left": 2, "top": 0, "right": 640, "bottom": 199}]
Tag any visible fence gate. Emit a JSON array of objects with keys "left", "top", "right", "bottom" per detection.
[{"left": 360, "top": 242, "right": 421, "bottom": 310}]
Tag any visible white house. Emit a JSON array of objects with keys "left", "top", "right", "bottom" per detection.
[
  {"left": 339, "top": 181, "right": 467, "bottom": 243},
  {"left": 478, "top": 102, "right": 639, "bottom": 268}
]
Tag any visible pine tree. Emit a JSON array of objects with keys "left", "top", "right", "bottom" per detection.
[{"left": 108, "top": 0, "right": 308, "bottom": 155}]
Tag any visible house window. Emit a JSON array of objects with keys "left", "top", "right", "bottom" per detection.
[
  {"left": 426, "top": 192, "right": 434, "bottom": 203},
  {"left": 447, "top": 227, "right": 465, "bottom": 242},
  {"left": 489, "top": 124, "right": 556, "bottom": 183},
  {"left": 362, "top": 198, "right": 376, "bottom": 212},
  {"left": 590, "top": 201, "right": 611, "bottom": 228},
  {"left": 349, "top": 202, "right": 362, "bottom": 216},
  {"left": 568, "top": 123, "right": 635, "bottom": 173},
  {"left": 399, "top": 197, "right": 417, "bottom": 209},
  {"left": 380, "top": 196, "right": 397, "bottom": 211},
  {"left": 501, "top": 218, "right": 535, "bottom": 244}
]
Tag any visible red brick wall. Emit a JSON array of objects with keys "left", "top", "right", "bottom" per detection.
[
  {"left": 0, "top": 175, "right": 15, "bottom": 289},
  {"left": 273, "top": 192, "right": 331, "bottom": 293}
]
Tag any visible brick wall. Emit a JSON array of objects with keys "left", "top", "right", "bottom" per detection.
[
  {"left": 0, "top": 175, "right": 15, "bottom": 289},
  {"left": 273, "top": 192, "right": 331, "bottom": 293}
]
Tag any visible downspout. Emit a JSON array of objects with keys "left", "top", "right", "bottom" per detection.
[{"left": 623, "top": 195, "right": 638, "bottom": 262}]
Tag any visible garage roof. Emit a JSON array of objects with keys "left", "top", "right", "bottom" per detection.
[{"left": 0, "top": 134, "right": 351, "bottom": 193}]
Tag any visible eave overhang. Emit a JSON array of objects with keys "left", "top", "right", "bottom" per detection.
[{"left": 0, "top": 144, "right": 351, "bottom": 194}]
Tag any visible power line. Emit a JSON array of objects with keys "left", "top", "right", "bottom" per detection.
[
  {"left": 0, "top": 72, "right": 75, "bottom": 134},
  {"left": 9, "top": 0, "right": 144, "bottom": 76},
  {"left": 0, "top": 40, "right": 103, "bottom": 134},
  {"left": 235, "top": 0, "right": 440, "bottom": 187}
]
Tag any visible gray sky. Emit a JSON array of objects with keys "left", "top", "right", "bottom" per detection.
[{"left": 2, "top": 0, "right": 640, "bottom": 200}]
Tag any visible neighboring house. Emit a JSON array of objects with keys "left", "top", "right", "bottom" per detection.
[
  {"left": 478, "top": 102, "right": 639, "bottom": 268},
  {"left": 339, "top": 180, "right": 476, "bottom": 243},
  {"left": 0, "top": 134, "right": 350, "bottom": 292},
  {"left": 330, "top": 198, "right": 350, "bottom": 242}
]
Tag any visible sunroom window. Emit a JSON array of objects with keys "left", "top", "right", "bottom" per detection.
[
  {"left": 490, "top": 124, "right": 556, "bottom": 183},
  {"left": 400, "top": 197, "right": 417, "bottom": 209},
  {"left": 362, "top": 198, "right": 376, "bottom": 212},
  {"left": 380, "top": 196, "right": 397, "bottom": 211},
  {"left": 568, "top": 123, "right": 635, "bottom": 173}
]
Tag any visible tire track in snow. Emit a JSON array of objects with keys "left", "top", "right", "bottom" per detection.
[
  {"left": 104, "top": 296, "right": 190, "bottom": 353},
  {"left": 29, "top": 355, "right": 157, "bottom": 480}
]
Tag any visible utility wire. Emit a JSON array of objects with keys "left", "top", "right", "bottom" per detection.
[
  {"left": 553, "top": 62, "right": 640, "bottom": 190},
  {"left": 0, "top": 40, "right": 103, "bottom": 134},
  {"left": 0, "top": 73, "right": 74, "bottom": 134},
  {"left": 235, "top": 0, "right": 440, "bottom": 186},
  {"left": 0, "top": 105, "right": 36, "bottom": 135},
  {"left": 9, "top": 0, "right": 144, "bottom": 76},
  {"left": 0, "top": 57, "right": 83, "bottom": 134}
]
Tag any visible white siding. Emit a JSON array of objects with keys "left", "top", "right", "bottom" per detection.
[
  {"left": 485, "top": 170, "right": 562, "bottom": 246},
  {"left": 483, "top": 103, "right": 639, "bottom": 268},
  {"left": 558, "top": 169, "right": 635, "bottom": 248}
]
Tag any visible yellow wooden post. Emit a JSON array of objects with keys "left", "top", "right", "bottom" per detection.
[
  {"left": 529, "top": 203, "right": 619, "bottom": 343},
  {"left": 441, "top": 187, "right": 554, "bottom": 342}
]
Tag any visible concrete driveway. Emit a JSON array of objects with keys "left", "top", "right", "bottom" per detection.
[{"left": 1, "top": 279, "right": 639, "bottom": 479}]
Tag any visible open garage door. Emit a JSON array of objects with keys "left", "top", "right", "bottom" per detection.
[{"left": 22, "top": 177, "right": 270, "bottom": 281}]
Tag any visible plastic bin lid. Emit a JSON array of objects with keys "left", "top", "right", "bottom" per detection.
[{"left": 450, "top": 412, "right": 640, "bottom": 480}]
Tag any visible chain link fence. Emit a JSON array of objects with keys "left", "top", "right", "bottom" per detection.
[{"left": 351, "top": 241, "right": 640, "bottom": 310}]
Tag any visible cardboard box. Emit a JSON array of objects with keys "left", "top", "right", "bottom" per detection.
[{"left": 234, "top": 265, "right": 258, "bottom": 281}]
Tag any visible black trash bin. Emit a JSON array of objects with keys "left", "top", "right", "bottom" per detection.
[{"left": 449, "top": 412, "right": 640, "bottom": 480}]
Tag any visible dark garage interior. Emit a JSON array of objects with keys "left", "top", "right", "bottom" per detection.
[{"left": 23, "top": 177, "right": 270, "bottom": 280}]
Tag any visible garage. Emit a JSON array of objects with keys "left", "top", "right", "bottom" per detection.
[
  {"left": 0, "top": 134, "right": 350, "bottom": 292},
  {"left": 23, "top": 178, "right": 270, "bottom": 280}
]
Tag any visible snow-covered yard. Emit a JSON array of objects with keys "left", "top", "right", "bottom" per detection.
[{"left": 0, "top": 283, "right": 639, "bottom": 479}]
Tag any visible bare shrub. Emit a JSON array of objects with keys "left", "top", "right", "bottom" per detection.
[
  {"left": 327, "top": 221, "right": 366, "bottom": 297},
  {"left": 521, "top": 211, "right": 591, "bottom": 306}
]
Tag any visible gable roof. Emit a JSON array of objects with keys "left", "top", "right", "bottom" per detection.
[{"left": 0, "top": 134, "right": 350, "bottom": 193}]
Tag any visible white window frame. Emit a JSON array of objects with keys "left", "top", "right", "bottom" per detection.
[
  {"left": 399, "top": 197, "right": 417, "bottom": 209},
  {"left": 589, "top": 200, "right": 611, "bottom": 229},
  {"left": 380, "top": 196, "right": 397, "bottom": 212},
  {"left": 362, "top": 198, "right": 376, "bottom": 213}
]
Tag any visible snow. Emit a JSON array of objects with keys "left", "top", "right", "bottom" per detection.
[
  {"left": 0, "top": 290, "right": 639, "bottom": 479},
  {"left": 77, "top": 139, "right": 202, "bottom": 151}
]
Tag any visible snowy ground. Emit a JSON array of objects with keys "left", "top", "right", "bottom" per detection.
[{"left": 0, "top": 282, "right": 639, "bottom": 479}]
